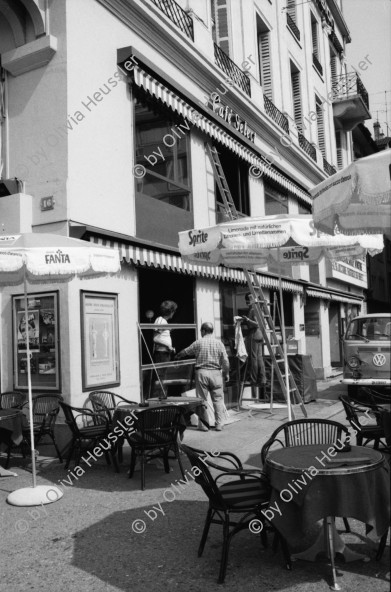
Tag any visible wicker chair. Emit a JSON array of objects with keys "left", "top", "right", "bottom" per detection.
[
  {"left": 0, "top": 391, "right": 25, "bottom": 410},
  {"left": 126, "top": 405, "right": 185, "bottom": 490},
  {"left": 60, "top": 402, "right": 119, "bottom": 472},
  {"left": 22, "top": 395, "right": 63, "bottom": 462},
  {"left": 180, "top": 444, "right": 291, "bottom": 584},
  {"left": 339, "top": 395, "right": 386, "bottom": 449}
]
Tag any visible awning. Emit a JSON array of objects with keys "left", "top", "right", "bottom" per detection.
[
  {"left": 306, "top": 288, "right": 363, "bottom": 304},
  {"left": 130, "top": 65, "right": 312, "bottom": 207},
  {"left": 91, "top": 237, "right": 303, "bottom": 293}
]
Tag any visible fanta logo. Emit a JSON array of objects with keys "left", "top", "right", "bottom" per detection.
[{"left": 45, "top": 250, "right": 71, "bottom": 264}]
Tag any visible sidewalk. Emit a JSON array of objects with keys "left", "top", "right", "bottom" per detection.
[{"left": 1, "top": 377, "right": 389, "bottom": 592}]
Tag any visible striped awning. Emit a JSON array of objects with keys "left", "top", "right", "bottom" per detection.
[
  {"left": 91, "top": 237, "right": 303, "bottom": 293},
  {"left": 306, "top": 288, "right": 363, "bottom": 304},
  {"left": 131, "top": 66, "right": 312, "bottom": 206}
]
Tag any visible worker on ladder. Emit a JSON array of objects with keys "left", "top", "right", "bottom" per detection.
[{"left": 241, "top": 292, "right": 267, "bottom": 399}]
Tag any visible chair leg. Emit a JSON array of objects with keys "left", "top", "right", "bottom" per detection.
[
  {"left": 65, "top": 440, "right": 75, "bottom": 470},
  {"left": 342, "top": 517, "right": 351, "bottom": 533},
  {"left": 118, "top": 443, "right": 123, "bottom": 464},
  {"left": 5, "top": 445, "right": 11, "bottom": 469},
  {"left": 163, "top": 449, "right": 170, "bottom": 474},
  {"left": 110, "top": 447, "right": 119, "bottom": 473},
  {"left": 129, "top": 448, "right": 137, "bottom": 478},
  {"left": 376, "top": 528, "right": 389, "bottom": 561},
  {"left": 198, "top": 508, "right": 213, "bottom": 557},
  {"left": 174, "top": 443, "right": 186, "bottom": 479},
  {"left": 141, "top": 451, "right": 146, "bottom": 491},
  {"left": 50, "top": 432, "right": 63, "bottom": 463},
  {"left": 218, "top": 517, "right": 231, "bottom": 584}
]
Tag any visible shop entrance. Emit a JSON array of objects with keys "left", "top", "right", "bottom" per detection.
[{"left": 138, "top": 267, "right": 196, "bottom": 399}]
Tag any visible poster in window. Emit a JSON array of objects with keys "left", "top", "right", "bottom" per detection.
[
  {"left": 13, "top": 292, "right": 60, "bottom": 391},
  {"left": 17, "top": 310, "right": 40, "bottom": 351},
  {"left": 81, "top": 292, "right": 119, "bottom": 389}
]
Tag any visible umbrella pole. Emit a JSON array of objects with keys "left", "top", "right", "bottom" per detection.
[
  {"left": 23, "top": 273, "right": 37, "bottom": 488},
  {"left": 277, "top": 247, "right": 292, "bottom": 421}
]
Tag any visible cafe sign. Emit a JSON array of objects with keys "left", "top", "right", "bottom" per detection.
[{"left": 209, "top": 95, "right": 256, "bottom": 143}]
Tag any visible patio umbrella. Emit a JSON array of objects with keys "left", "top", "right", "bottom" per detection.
[
  {"left": 0, "top": 233, "right": 121, "bottom": 506},
  {"left": 179, "top": 214, "right": 383, "bottom": 419},
  {"left": 310, "top": 150, "right": 391, "bottom": 236}
]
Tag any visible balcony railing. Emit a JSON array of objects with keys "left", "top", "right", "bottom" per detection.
[
  {"left": 149, "top": 0, "right": 194, "bottom": 41},
  {"left": 286, "top": 13, "right": 301, "bottom": 41},
  {"left": 263, "top": 94, "right": 289, "bottom": 134},
  {"left": 312, "top": 53, "right": 323, "bottom": 76},
  {"left": 214, "top": 43, "right": 251, "bottom": 97},
  {"left": 298, "top": 132, "right": 316, "bottom": 161},
  {"left": 323, "top": 157, "right": 337, "bottom": 176},
  {"left": 332, "top": 72, "right": 369, "bottom": 110}
]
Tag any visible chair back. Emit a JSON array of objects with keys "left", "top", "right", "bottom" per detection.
[
  {"left": 31, "top": 394, "right": 63, "bottom": 429},
  {"left": 339, "top": 395, "right": 380, "bottom": 430},
  {"left": 60, "top": 402, "right": 107, "bottom": 436},
  {"left": 133, "top": 405, "right": 183, "bottom": 446},
  {"left": 0, "top": 391, "right": 25, "bottom": 410},
  {"left": 261, "top": 418, "right": 349, "bottom": 463},
  {"left": 180, "top": 443, "right": 226, "bottom": 508},
  {"left": 89, "top": 391, "right": 116, "bottom": 421}
]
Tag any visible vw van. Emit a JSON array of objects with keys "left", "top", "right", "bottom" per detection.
[{"left": 342, "top": 313, "right": 391, "bottom": 397}]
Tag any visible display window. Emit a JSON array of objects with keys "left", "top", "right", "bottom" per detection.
[{"left": 13, "top": 292, "right": 60, "bottom": 391}]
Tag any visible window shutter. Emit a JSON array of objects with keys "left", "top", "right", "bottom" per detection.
[
  {"left": 291, "top": 71, "right": 302, "bottom": 132},
  {"left": 211, "top": 0, "right": 230, "bottom": 56},
  {"left": 259, "top": 32, "right": 273, "bottom": 100},
  {"left": 316, "top": 98, "right": 325, "bottom": 156},
  {"left": 330, "top": 55, "right": 338, "bottom": 80},
  {"left": 286, "top": 0, "right": 296, "bottom": 22},
  {"left": 312, "top": 19, "right": 319, "bottom": 58},
  {"left": 336, "top": 131, "right": 343, "bottom": 169}
]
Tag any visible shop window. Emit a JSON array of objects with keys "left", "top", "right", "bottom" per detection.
[
  {"left": 299, "top": 202, "right": 311, "bottom": 214},
  {"left": 134, "top": 95, "right": 193, "bottom": 247},
  {"left": 215, "top": 144, "right": 249, "bottom": 221},
  {"left": 13, "top": 292, "right": 60, "bottom": 392}
]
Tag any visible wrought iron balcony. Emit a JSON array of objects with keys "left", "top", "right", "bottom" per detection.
[
  {"left": 149, "top": 0, "right": 194, "bottom": 41},
  {"left": 263, "top": 94, "right": 289, "bottom": 135},
  {"left": 312, "top": 53, "right": 323, "bottom": 76},
  {"left": 286, "top": 13, "right": 301, "bottom": 42},
  {"left": 331, "top": 72, "right": 371, "bottom": 131},
  {"left": 323, "top": 157, "right": 337, "bottom": 176},
  {"left": 214, "top": 43, "right": 251, "bottom": 97},
  {"left": 298, "top": 132, "right": 316, "bottom": 161}
]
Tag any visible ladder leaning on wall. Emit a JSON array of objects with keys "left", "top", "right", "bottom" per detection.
[{"left": 206, "top": 143, "right": 307, "bottom": 420}]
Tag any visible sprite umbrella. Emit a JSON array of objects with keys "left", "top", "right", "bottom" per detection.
[
  {"left": 0, "top": 233, "right": 121, "bottom": 506},
  {"left": 310, "top": 150, "right": 391, "bottom": 236},
  {"left": 179, "top": 214, "right": 383, "bottom": 420}
]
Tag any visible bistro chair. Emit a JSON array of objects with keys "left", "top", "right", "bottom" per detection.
[
  {"left": 261, "top": 418, "right": 351, "bottom": 533},
  {"left": 126, "top": 405, "right": 185, "bottom": 491},
  {"left": 89, "top": 391, "right": 138, "bottom": 462},
  {"left": 60, "top": 402, "right": 119, "bottom": 472},
  {"left": 22, "top": 395, "right": 63, "bottom": 462},
  {"left": 0, "top": 391, "right": 25, "bottom": 410},
  {"left": 0, "top": 409, "right": 27, "bottom": 469},
  {"left": 180, "top": 444, "right": 291, "bottom": 584},
  {"left": 339, "top": 395, "right": 386, "bottom": 450}
]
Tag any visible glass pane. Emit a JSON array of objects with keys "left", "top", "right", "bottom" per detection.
[{"left": 136, "top": 172, "right": 191, "bottom": 211}]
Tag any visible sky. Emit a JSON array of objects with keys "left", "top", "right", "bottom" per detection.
[{"left": 342, "top": 0, "right": 391, "bottom": 138}]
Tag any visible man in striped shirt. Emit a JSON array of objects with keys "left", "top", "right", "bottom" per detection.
[{"left": 176, "top": 322, "right": 229, "bottom": 432}]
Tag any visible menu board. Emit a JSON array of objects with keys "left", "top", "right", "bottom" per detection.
[{"left": 13, "top": 292, "right": 60, "bottom": 391}]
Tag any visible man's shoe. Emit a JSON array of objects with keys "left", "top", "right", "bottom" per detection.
[
  {"left": 215, "top": 424, "right": 224, "bottom": 431},
  {"left": 198, "top": 424, "right": 209, "bottom": 432}
]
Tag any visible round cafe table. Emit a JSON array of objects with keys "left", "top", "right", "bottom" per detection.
[
  {"left": 264, "top": 444, "right": 390, "bottom": 590},
  {"left": 0, "top": 409, "right": 26, "bottom": 476}
]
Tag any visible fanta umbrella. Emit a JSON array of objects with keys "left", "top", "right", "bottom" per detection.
[
  {"left": 179, "top": 214, "right": 383, "bottom": 420},
  {"left": 310, "top": 150, "right": 391, "bottom": 236},
  {"left": 0, "top": 233, "right": 121, "bottom": 506}
]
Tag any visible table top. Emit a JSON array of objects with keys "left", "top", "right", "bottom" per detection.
[
  {"left": 115, "top": 397, "right": 204, "bottom": 413},
  {"left": 266, "top": 444, "right": 384, "bottom": 476}
]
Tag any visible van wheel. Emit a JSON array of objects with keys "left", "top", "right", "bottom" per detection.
[{"left": 347, "top": 385, "right": 358, "bottom": 399}]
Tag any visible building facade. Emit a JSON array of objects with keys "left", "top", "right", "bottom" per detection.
[{"left": 0, "top": 0, "right": 373, "bottom": 413}]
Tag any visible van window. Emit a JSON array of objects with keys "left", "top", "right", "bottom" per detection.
[{"left": 346, "top": 317, "right": 391, "bottom": 341}]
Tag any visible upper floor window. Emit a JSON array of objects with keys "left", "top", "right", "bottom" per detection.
[
  {"left": 215, "top": 145, "right": 249, "bottom": 221},
  {"left": 264, "top": 181, "right": 288, "bottom": 215},
  {"left": 257, "top": 16, "right": 273, "bottom": 100},
  {"left": 211, "top": 0, "right": 230, "bottom": 56},
  {"left": 134, "top": 96, "right": 192, "bottom": 247},
  {"left": 311, "top": 13, "right": 323, "bottom": 76},
  {"left": 286, "top": 0, "right": 300, "bottom": 41}
]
